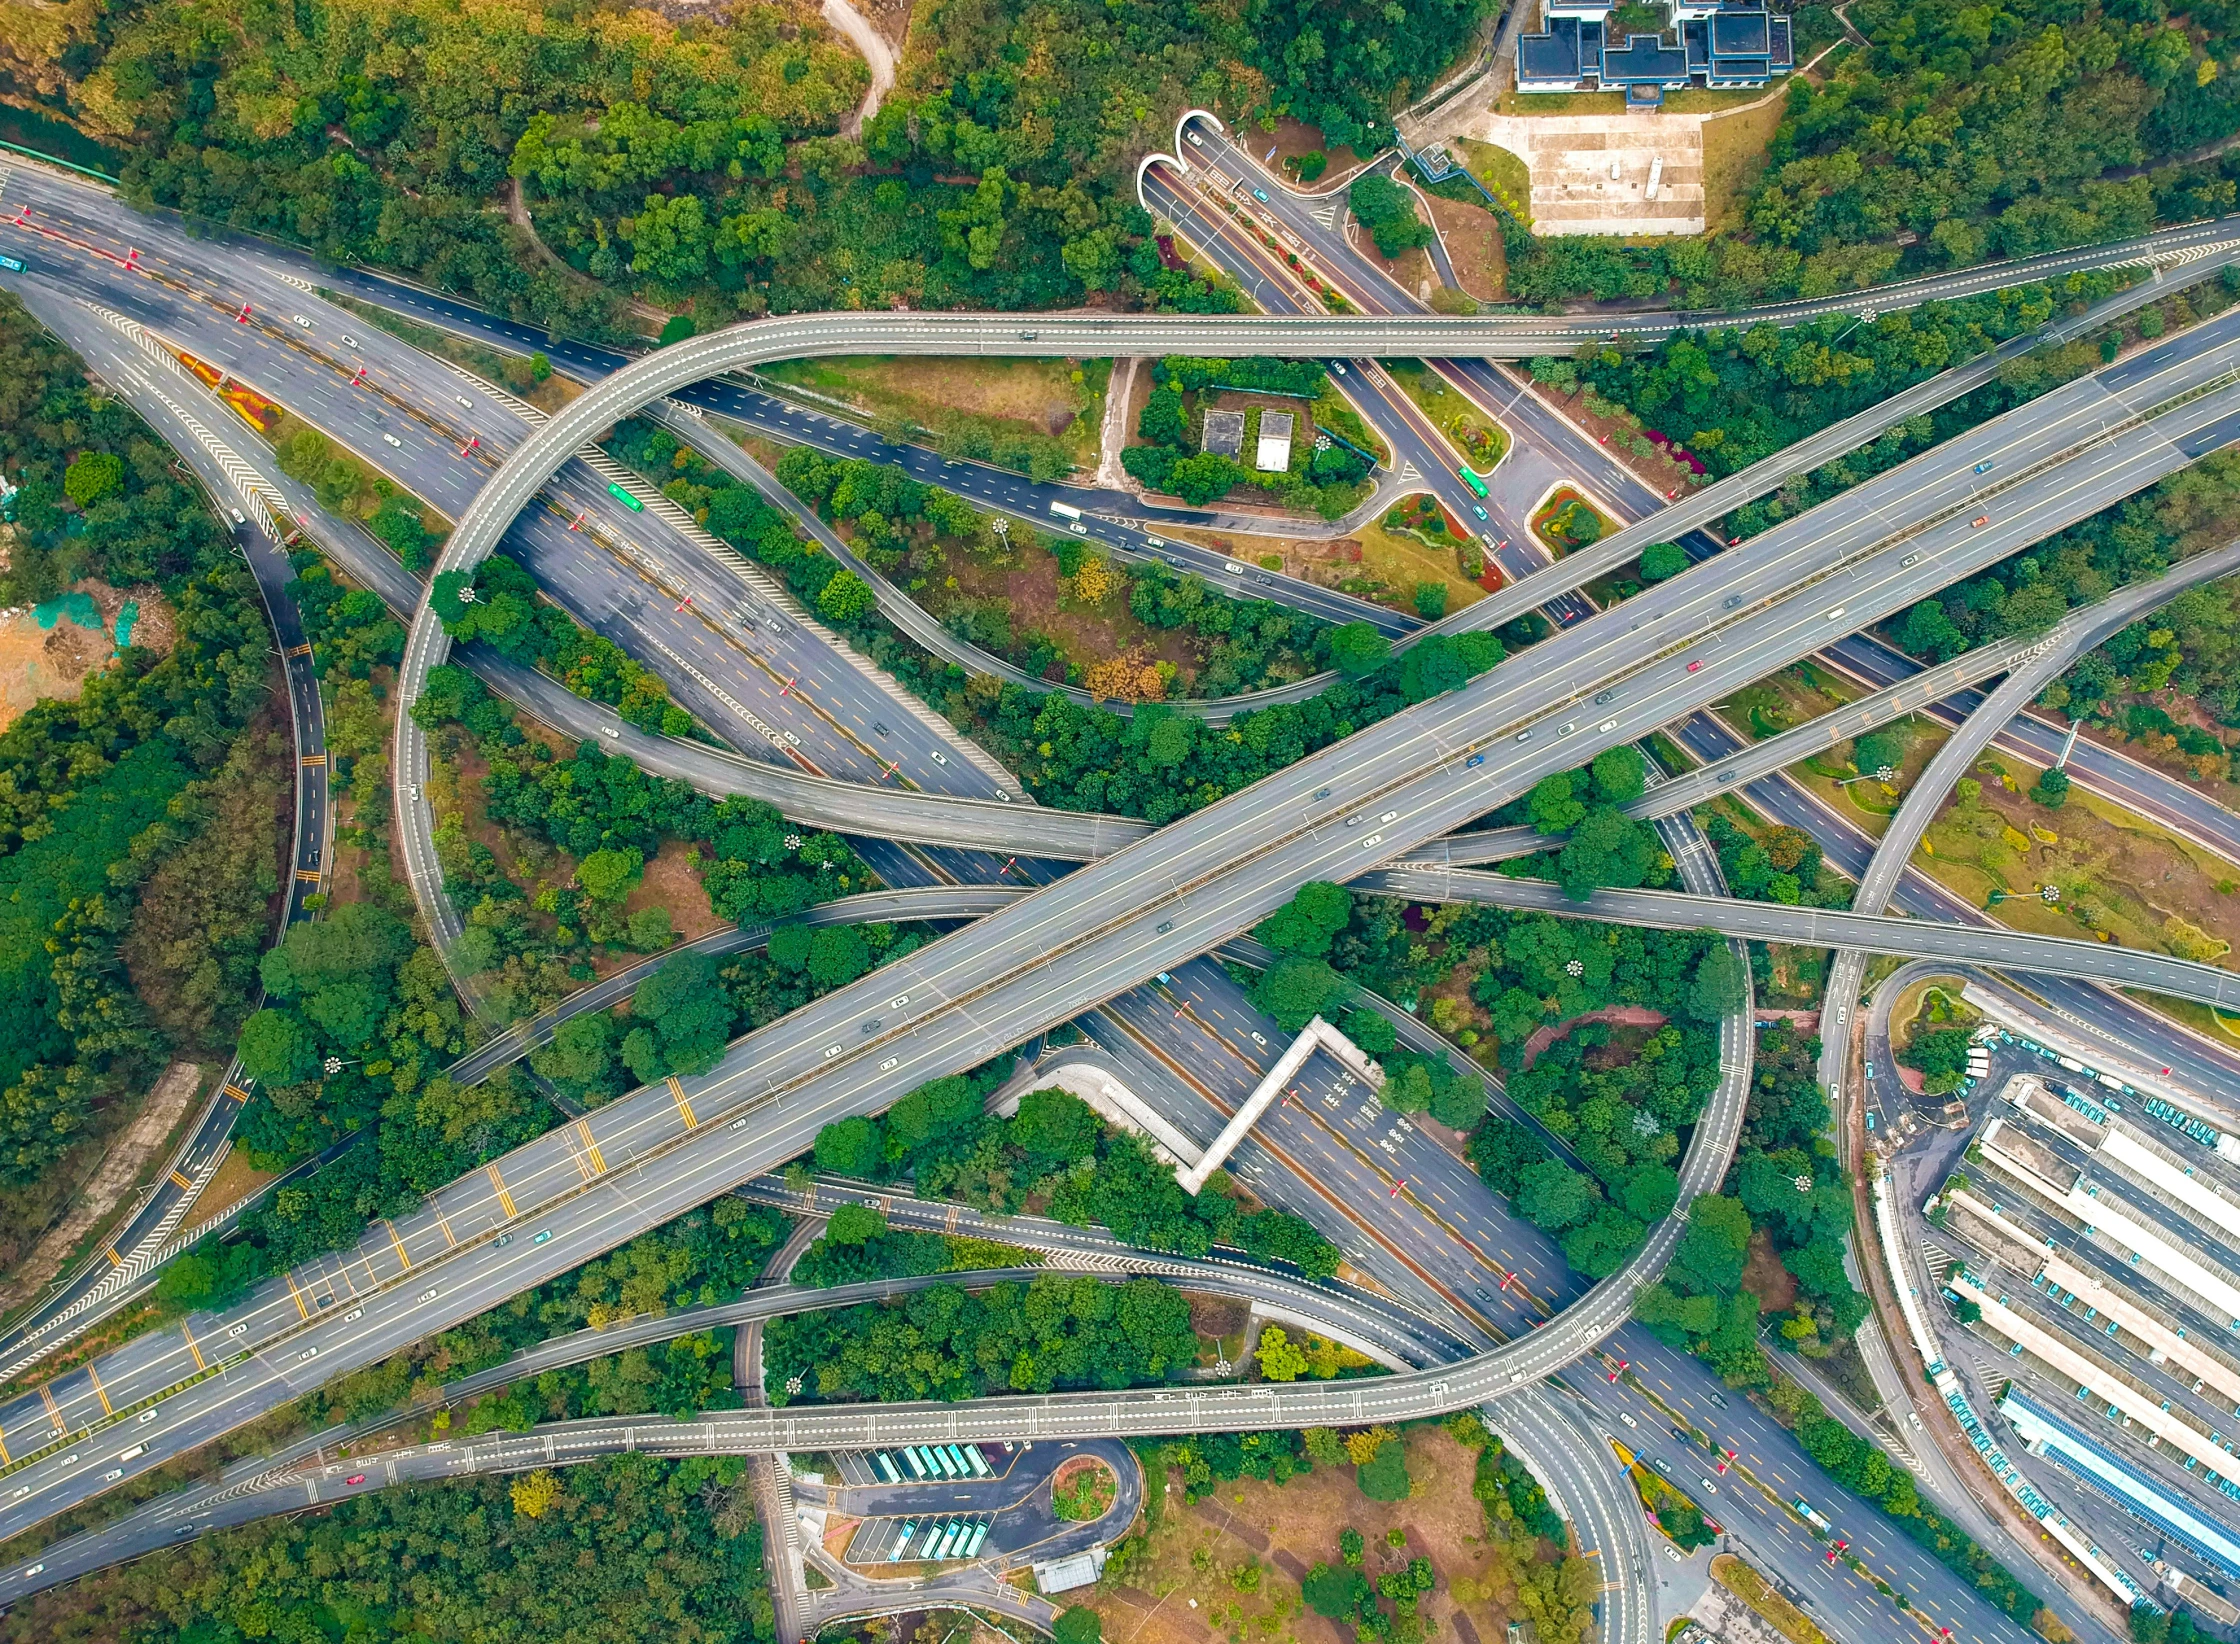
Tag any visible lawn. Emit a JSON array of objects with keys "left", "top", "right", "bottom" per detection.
[
  {"left": 1530, "top": 487, "right": 1615, "bottom": 557},
  {"left": 1384, "top": 360, "right": 1510, "bottom": 474},
  {"left": 1914, "top": 749, "right": 2240, "bottom": 962},
  {"left": 759, "top": 355, "right": 1111, "bottom": 471},
  {"left": 1079, "top": 1426, "right": 1561, "bottom": 1644},
  {"left": 1354, "top": 517, "right": 1492, "bottom": 612},
  {"left": 1701, "top": 94, "right": 1789, "bottom": 232},
  {"left": 1450, "top": 137, "right": 1532, "bottom": 229}
]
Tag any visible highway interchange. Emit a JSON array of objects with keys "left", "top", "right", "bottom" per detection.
[{"left": 10, "top": 136, "right": 2240, "bottom": 1644}]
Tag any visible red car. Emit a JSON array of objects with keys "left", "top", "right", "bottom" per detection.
[
  {"left": 1686, "top": 659, "right": 1702, "bottom": 672},
  {"left": 345, "top": 1474, "right": 366, "bottom": 1487},
  {"left": 1971, "top": 515, "right": 1988, "bottom": 528}
]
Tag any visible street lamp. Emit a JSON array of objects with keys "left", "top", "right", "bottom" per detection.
[{"left": 1834, "top": 764, "right": 1895, "bottom": 787}]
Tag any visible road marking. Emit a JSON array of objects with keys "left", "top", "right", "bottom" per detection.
[
  {"left": 432, "top": 1202, "right": 458, "bottom": 1248},
  {"left": 294, "top": 869, "right": 321, "bottom": 883},
  {"left": 37, "top": 1385, "right": 61, "bottom": 1434},
  {"left": 486, "top": 1163, "right": 518, "bottom": 1219},
  {"left": 0, "top": 1425, "right": 12, "bottom": 1465},
  {"left": 182, "top": 1320, "right": 205, "bottom": 1372},
  {"left": 285, "top": 642, "right": 312, "bottom": 657},
  {"left": 299, "top": 753, "right": 325, "bottom": 767},
  {"left": 667, "top": 1076, "right": 698, "bottom": 1130},
  {"left": 575, "top": 1120, "right": 606, "bottom": 1175},
  {"left": 383, "top": 1220, "right": 411, "bottom": 1271},
  {"left": 102, "top": 1245, "right": 121, "bottom": 1268},
  {"left": 223, "top": 1083, "right": 252, "bottom": 1103},
  {"left": 84, "top": 1363, "right": 112, "bottom": 1416},
  {"left": 283, "top": 1269, "right": 311, "bottom": 1321},
  {"left": 169, "top": 1169, "right": 193, "bottom": 1189}
]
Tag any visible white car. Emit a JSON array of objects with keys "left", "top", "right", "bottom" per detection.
[
  {"left": 382, "top": 433, "right": 401, "bottom": 447},
  {"left": 290, "top": 314, "right": 312, "bottom": 328},
  {"left": 1618, "top": 1412, "right": 1638, "bottom": 1429},
  {"left": 455, "top": 395, "right": 473, "bottom": 409},
  {"left": 1187, "top": 131, "right": 1204, "bottom": 148}
]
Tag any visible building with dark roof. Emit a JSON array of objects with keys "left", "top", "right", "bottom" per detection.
[{"left": 1517, "top": 0, "right": 1792, "bottom": 104}]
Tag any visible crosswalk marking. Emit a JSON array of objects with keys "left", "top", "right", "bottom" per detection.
[{"left": 223, "top": 1083, "right": 252, "bottom": 1103}]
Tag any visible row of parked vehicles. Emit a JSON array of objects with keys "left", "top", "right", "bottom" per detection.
[{"left": 869, "top": 1442, "right": 990, "bottom": 1483}]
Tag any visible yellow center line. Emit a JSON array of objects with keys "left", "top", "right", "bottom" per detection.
[
  {"left": 432, "top": 1202, "right": 457, "bottom": 1248},
  {"left": 486, "top": 1163, "right": 518, "bottom": 1219},
  {"left": 282, "top": 1269, "right": 310, "bottom": 1321},
  {"left": 666, "top": 1076, "right": 698, "bottom": 1130},
  {"left": 384, "top": 1220, "right": 410, "bottom": 1271},
  {"left": 575, "top": 1120, "right": 606, "bottom": 1175},
  {"left": 84, "top": 1363, "right": 111, "bottom": 1417},
  {"left": 37, "top": 1385, "right": 61, "bottom": 1434},
  {"left": 101, "top": 1246, "right": 121, "bottom": 1268},
  {"left": 0, "top": 1424, "right": 13, "bottom": 1465},
  {"left": 181, "top": 1321, "right": 205, "bottom": 1372}
]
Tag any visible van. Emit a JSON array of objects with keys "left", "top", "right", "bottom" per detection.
[
  {"left": 1223, "top": 561, "right": 1245, "bottom": 575},
  {"left": 119, "top": 1445, "right": 146, "bottom": 1461}
]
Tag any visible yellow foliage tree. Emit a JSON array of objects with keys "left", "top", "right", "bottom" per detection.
[
  {"left": 512, "top": 1468, "right": 561, "bottom": 1519},
  {"left": 1345, "top": 1425, "right": 1397, "bottom": 1465},
  {"left": 1069, "top": 554, "right": 1121, "bottom": 605}
]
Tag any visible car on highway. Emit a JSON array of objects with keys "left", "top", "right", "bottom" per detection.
[
  {"left": 382, "top": 433, "right": 401, "bottom": 447},
  {"left": 533, "top": 1229, "right": 553, "bottom": 1244},
  {"left": 1618, "top": 1412, "right": 1638, "bottom": 1428},
  {"left": 346, "top": 1474, "right": 367, "bottom": 1486},
  {"left": 495, "top": 1233, "right": 512, "bottom": 1247},
  {"left": 1974, "top": 459, "right": 1994, "bottom": 473},
  {"left": 1686, "top": 659, "right": 1702, "bottom": 672},
  {"left": 1699, "top": 1477, "right": 1717, "bottom": 1495},
  {"left": 1901, "top": 551, "right": 1921, "bottom": 566},
  {"left": 290, "top": 314, "right": 311, "bottom": 328},
  {"left": 1972, "top": 515, "right": 1988, "bottom": 528},
  {"left": 418, "top": 1288, "right": 438, "bottom": 1302},
  {"left": 1471, "top": 505, "right": 1488, "bottom": 521},
  {"left": 1663, "top": 1546, "right": 1682, "bottom": 1563},
  {"left": 1515, "top": 728, "right": 1533, "bottom": 742},
  {"left": 341, "top": 333, "right": 359, "bottom": 348},
  {"left": 1187, "top": 131, "right": 1204, "bottom": 147},
  {"left": 1465, "top": 752, "right": 1484, "bottom": 767},
  {"left": 455, "top": 394, "right": 473, "bottom": 408},
  {"left": 1252, "top": 187, "right": 1269, "bottom": 203},
  {"left": 1594, "top": 688, "right": 1620, "bottom": 704}
]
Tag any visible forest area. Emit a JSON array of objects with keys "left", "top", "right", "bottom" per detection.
[{"left": 0, "top": 0, "right": 1483, "bottom": 338}]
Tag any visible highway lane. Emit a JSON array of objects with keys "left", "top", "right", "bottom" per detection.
[
  {"left": 4, "top": 247, "right": 2222, "bottom": 1478},
  {"left": 26, "top": 300, "right": 2204, "bottom": 1558},
  {"left": 1824, "top": 628, "right": 2240, "bottom": 869},
  {"left": 1363, "top": 866, "right": 2240, "bottom": 1006},
  {"left": 0, "top": 289, "right": 339, "bottom": 1382}
]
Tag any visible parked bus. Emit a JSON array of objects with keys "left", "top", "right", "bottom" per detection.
[
  {"left": 962, "top": 1521, "right": 990, "bottom": 1557},
  {"left": 1048, "top": 500, "right": 1083, "bottom": 521},
  {"left": 873, "top": 1453, "right": 900, "bottom": 1483},
  {"left": 891, "top": 1520, "right": 918, "bottom": 1560},
  {"left": 1458, "top": 468, "right": 1488, "bottom": 500},
  {"left": 943, "top": 1444, "right": 972, "bottom": 1476},
  {"left": 962, "top": 1444, "right": 991, "bottom": 1478},
  {"left": 900, "top": 1448, "right": 926, "bottom": 1479},
  {"left": 606, "top": 481, "right": 644, "bottom": 512}
]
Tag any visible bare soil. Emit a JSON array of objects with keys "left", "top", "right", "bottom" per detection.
[
  {"left": 938, "top": 538, "right": 1199, "bottom": 687},
  {"left": 0, "top": 1062, "right": 204, "bottom": 1311},
  {"left": 1520, "top": 1006, "right": 1669, "bottom": 1069},
  {"left": 0, "top": 579, "right": 173, "bottom": 731},
  {"left": 195, "top": 1143, "right": 280, "bottom": 1222},
  {"left": 1421, "top": 191, "right": 1507, "bottom": 302},
  {"left": 1083, "top": 1427, "right": 1531, "bottom": 1644},
  {"left": 1741, "top": 1228, "right": 1799, "bottom": 1314}
]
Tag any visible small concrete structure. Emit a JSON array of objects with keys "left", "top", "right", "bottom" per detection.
[
  {"left": 1201, "top": 409, "right": 1245, "bottom": 459},
  {"left": 2156, "top": 1562, "right": 2240, "bottom": 1628},
  {"left": 1177, "top": 1015, "right": 1383, "bottom": 1194},
  {"left": 990, "top": 1059, "right": 1204, "bottom": 1172},
  {"left": 1255, "top": 411, "right": 1295, "bottom": 473},
  {"left": 1035, "top": 1546, "right": 1108, "bottom": 1594}
]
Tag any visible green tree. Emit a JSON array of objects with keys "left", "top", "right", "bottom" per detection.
[
  {"left": 1639, "top": 541, "right": 1688, "bottom": 582},
  {"left": 238, "top": 1008, "right": 321, "bottom": 1086},
  {"left": 577, "top": 846, "right": 644, "bottom": 904},
  {"left": 1557, "top": 806, "right": 1658, "bottom": 900},
  {"left": 64, "top": 450, "right": 124, "bottom": 507},
  {"left": 1686, "top": 945, "right": 1747, "bottom": 1021},
  {"left": 1328, "top": 622, "right": 1391, "bottom": 678},
  {"left": 1517, "top": 1160, "right": 1596, "bottom": 1231},
  {"left": 2031, "top": 767, "right": 2071, "bottom": 808},
  {"left": 1011, "top": 1088, "right": 1099, "bottom": 1165},
  {"left": 1252, "top": 954, "right": 1349, "bottom": 1031},
  {"left": 1671, "top": 1193, "right": 1753, "bottom": 1294},
  {"left": 1355, "top": 1435, "right": 1412, "bottom": 1500},
  {"left": 1256, "top": 881, "right": 1353, "bottom": 956},
  {"left": 1591, "top": 744, "right": 1646, "bottom": 803},
  {"left": 816, "top": 569, "right": 875, "bottom": 625},
  {"left": 1055, "top": 1607, "right": 1104, "bottom": 1644},
  {"left": 814, "top": 1115, "right": 884, "bottom": 1177},
  {"left": 1413, "top": 582, "right": 1448, "bottom": 620}
]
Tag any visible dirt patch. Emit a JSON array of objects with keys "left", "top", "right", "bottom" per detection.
[
  {"left": 1741, "top": 1228, "right": 1799, "bottom": 1315},
  {"left": 760, "top": 355, "right": 1108, "bottom": 468},
  {"left": 1421, "top": 191, "right": 1506, "bottom": 302},
  {"left": 1520, "top": 1005, "right": 1669, "bottom": 1070},
  {"left": 1082, "top": 1428, "right": 1533, "bottom": 1644},
  {"left": 1187, "top": 1290, "right": 1249, "bottom": 1343},
  {"left": 1701, "top": 95, "right": 1787, "bottom": 232},
  {"left": 0, "top": 580, "right": 173, "bottom": 731},
  {"left": 935, "top": 535, "right": 1200, "bottom": 688},
  {"left": 0, "top": 1062, "right": 204, "bottom": 1311},
  {"left": 194, "top": 1142, "right": 280, "bottom": 1223},
  {"left": 607, "top": 839, "right": 727, "bottom": 958}
]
